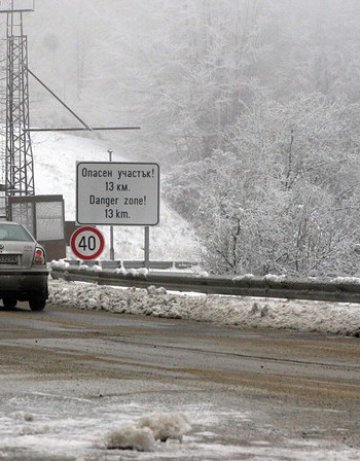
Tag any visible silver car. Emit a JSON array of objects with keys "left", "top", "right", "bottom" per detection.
[{"left": 0, "top": 221, "right": 49, "bottom": 311}]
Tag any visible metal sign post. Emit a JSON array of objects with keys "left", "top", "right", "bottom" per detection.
[{"left": 144, "top": 226, "right": 150, "bottom": 270}]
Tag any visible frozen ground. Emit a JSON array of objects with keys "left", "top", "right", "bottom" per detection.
[
  {"left": 48, "top": 277, "right": 360, "bottom": 337},
  {"left": 1, "top": 392, "right": 359, "bottom": 461}
]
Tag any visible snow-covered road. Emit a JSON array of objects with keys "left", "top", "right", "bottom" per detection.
[{"left": 2, "top": 396, "right": 359, "bottom": 461}]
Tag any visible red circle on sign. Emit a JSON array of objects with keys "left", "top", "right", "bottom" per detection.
[{"left": 70, "top": 226, "right": 105, "bottom": 260}]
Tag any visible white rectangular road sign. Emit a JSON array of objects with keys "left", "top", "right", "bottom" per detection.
[
  {"left": 76, "top": 162, "right": 160, "bottom": 226},
  {"left": 0, "top": 0, "right": 34, "bottom": 12}
]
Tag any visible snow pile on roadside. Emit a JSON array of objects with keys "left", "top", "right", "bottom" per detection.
[
  {"left": 48, "top": 279, "right": 360, "bottom": 336},
  {"left": 104, "top": 412, "right": 191, "bottom": 451},
  {"left": 137, "top": 413, "right": 191, "bottom": 443},
  {"left": 105, "top": 425, "right": 155, "bottom": 451}
]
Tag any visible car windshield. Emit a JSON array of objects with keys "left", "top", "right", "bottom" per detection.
[{"left": 0, "top": 224, "right": 34, "bottom": 242}]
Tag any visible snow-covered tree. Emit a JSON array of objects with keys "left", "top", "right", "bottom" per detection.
[
  {"left": 20, "top": 1, "right": 360, "bottom": 277},
  {"left": 165, "top": 94, "right": 360, "bottom": 277}
]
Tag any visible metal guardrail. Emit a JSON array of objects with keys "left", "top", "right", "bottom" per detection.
[
  {"left": 62, "top": 259, "right": 198, "bottom": 271},
  {"left": 50, "top": 265, "right": 360, "bottom": 304}
]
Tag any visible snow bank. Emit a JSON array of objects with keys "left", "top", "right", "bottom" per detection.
[{"left": 48, "top": 279, "right": 360, "bottom": 336}]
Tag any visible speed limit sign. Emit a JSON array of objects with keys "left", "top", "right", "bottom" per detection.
[{"left": 70, "top": 226, "right": 105, "bottom": 260}]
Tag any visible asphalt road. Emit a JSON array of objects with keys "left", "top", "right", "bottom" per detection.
[{"left": 0, "top": 303, "right": 360, "bottom": 460}]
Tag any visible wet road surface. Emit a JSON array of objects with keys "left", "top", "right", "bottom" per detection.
[{"left": 0, "top": 303, "right": 359, "bottom": 460}]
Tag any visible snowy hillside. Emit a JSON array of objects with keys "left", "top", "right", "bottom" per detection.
[{"left": 31, "top": 132, "right": 201, "bottom": 260}]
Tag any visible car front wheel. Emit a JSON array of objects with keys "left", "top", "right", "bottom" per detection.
[{"left": 29, "top": 293, "right": 47, "bottom": 312}]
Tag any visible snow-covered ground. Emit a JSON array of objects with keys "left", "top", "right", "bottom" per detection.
[
  {"left": 2, "top": 396, "right": 358, "bottom": 460},
  {"left": 31, "top": 131, "right": 201, "bottom": 260},
  {"left": 48, "top": 278, "right": 360, "bottom": 337}
]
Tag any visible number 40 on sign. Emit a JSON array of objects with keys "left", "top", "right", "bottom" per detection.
[{"left": 70, "top": 226, "right": 105, "bottom": 260}]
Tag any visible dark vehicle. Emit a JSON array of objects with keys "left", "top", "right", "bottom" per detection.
[{"left": 0, "top": 221, "right": 48, "bottom": 311}]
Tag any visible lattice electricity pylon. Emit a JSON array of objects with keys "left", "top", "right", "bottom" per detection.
[{"left": 5, "top": 9, "right": 34, "bottom": 203}]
